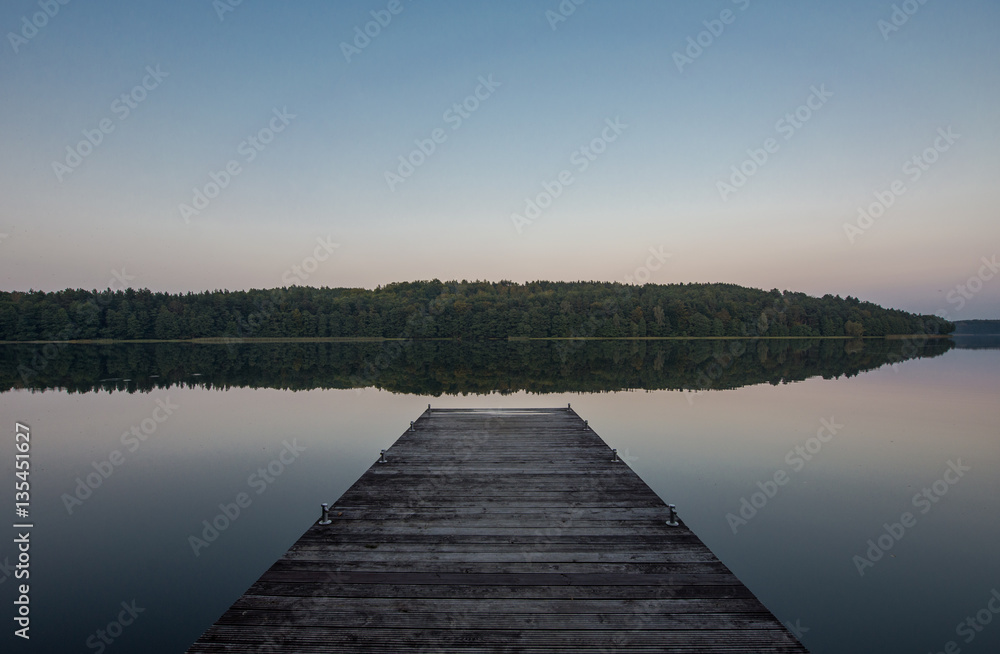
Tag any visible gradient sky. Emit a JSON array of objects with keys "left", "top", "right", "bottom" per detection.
[{"left": 1, "top": 0, "right": 998, "bottom": 319}]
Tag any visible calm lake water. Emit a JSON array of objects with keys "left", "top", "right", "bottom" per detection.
[{"left": 1, "top": 338, "right": 997, "bottom": 653}]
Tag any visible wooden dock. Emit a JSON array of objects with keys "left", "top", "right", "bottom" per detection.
[{"left": 186, "top": 407, "right": 808, "bottom": 653}]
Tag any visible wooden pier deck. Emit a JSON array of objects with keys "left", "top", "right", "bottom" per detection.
[{"left": 186, "top": 407, "right": 808, "bottom": 653}]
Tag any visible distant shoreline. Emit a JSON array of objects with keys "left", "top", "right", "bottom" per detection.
[{"left": 0, "top": 335, "right": 955, "bottom": 345}]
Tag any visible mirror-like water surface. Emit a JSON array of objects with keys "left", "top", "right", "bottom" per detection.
[
  {"left": 0, "top": 337, "right": 955, "bottom": 395},
  {"left": 0, "top": 339, "right": 996, "bottom": 653}
]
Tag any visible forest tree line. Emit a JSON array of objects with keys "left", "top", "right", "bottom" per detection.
[
  {"left": 952, "top": 320, "right": 1000, "bottom": 335},
  {"left": 0, "top": 280, "right": 954, "bottom": 341}
]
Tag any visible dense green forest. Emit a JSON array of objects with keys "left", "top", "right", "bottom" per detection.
[
  {"left": 1, "top": 339, "right": 953, "bottom": 395},
  {"left": 0, "top": 281, "right": 953, "bottom": 341}
]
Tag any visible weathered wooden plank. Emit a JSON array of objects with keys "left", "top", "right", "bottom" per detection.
[
  {"left": 229, "top": 595, "right": 770, "bottom": 614},
  {"left": 186, "top": 407, "right": 808, "bottom": 653},
  {"left": 284, "top": 544, "right": 720, "bottom": 559},
  {"left": 252, "top": 571, "right": 748, "bottom": 586},
  {"left": 215, "top": 609, "right": 786, "bottom": 630},
  {"left": 278, "top": 559, "right": 726, "bottom": 573},
  {"left": 298, "top": 506, "right": 681, "bottom": 519},
  {"left": 243, "top": 580, "right": 760, "bottom": 600},
  {"left": 192, "top": 626, "right": 806, "bottom": 651},
  {"left": 265, "top": 561, "right": 731, "bottom": 575},
  {"left": 289, "top": 533, "right": 710, "bottom": 546}
]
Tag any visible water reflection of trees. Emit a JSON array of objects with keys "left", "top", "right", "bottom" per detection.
[{"left": 0, "top": 338, "right": 954, "bottom": 396}]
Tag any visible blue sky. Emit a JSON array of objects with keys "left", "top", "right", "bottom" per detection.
[{"left": 1, "top": 0, "right": 998, "bottom": 319}]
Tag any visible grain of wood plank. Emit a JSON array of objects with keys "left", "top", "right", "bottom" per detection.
[{"left": 186, "top": 407, "right": 808, "bottom": 653}]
